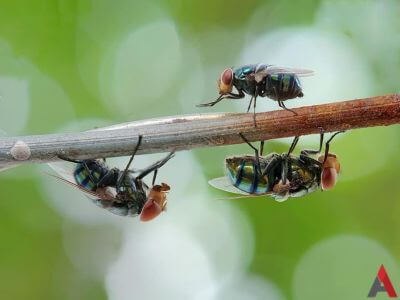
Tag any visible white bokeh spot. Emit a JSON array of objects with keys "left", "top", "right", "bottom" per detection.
[
  {"left": 0, "top": 77, "right": 30, "bottom": 135},
  {"left": 101, "top": 19, "right": 182, "bottom": 116},
  {"left": 292, "top": 235, "right": 400, "bottom": 299}
]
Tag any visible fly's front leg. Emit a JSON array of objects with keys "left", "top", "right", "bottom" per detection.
[
  {"left": 322, "top": 131, "right": 345, "bottom": 163},
  {"left": 299, "top": 154, "right": 322, "bottom": 168},
  {"left": 227, "top": 89, "right": 245, "bottom": 99},
  {"left": 137, "top": 152, "right": 175, "bottom": 180},
  {"left": 197, "top": 94, "right": 225, "bottom": 107},
  {"left": 152, "top": 169, "right": 158, "bottom": 186},
  {"left": 197, "top": 90, "right": 245, "bottom": 107},
  {"left": 300, "top": 129, "right": 324, "bottom": 157}
]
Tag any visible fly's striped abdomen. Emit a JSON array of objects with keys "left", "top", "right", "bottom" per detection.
[
  {"left": 265, "top": 73, "right": 303, "bottom": 101},
  {"left": 74, "top": 164, "right": 102, "bottom": 191},
  {"left": 225, "top": 157, "right": 270, "bottom": 194}
]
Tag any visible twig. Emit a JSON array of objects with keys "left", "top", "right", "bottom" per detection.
[{"left": 0, "top": 94, "right": 399, "bottom": 170}]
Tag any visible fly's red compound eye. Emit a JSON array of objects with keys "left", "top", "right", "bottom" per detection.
[
  {"left": 319, "top": 154, "right": 340, "bottom": 174},
  {"left": 321, "top": 167, "right": 337, "bottom": 190},
  {"left": 319, "top": 154, "right": 340, "bottom": 190},
  {"left": 221, "top": 68, "right": 233, "bottom": 85},
  {"left": 218, "top": 68, "right": 233, "bottom": 94},
  {"left": 140, "top": 198, "right": 162, "bottom": 222}
]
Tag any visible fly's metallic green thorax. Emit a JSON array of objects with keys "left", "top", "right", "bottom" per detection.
[
  {"left": 225, "top": 155, "right": 278, "bottom": 194},
  {"left": 233, "top": 64, "right": 260, "bottom": 96},
  {"left": 263, "top": 73, "right": 303, "bottom": 101}
]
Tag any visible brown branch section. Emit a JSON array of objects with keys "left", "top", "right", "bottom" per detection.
[
  {"left": 0, "top": 94, "right": 399, "bottom": 170},
  {"left": 244, "top": 93, "right": 400, "bottom": 140}
]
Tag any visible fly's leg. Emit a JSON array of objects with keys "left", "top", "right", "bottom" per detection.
[
  {"left": 299, "top": 154, "right": 321, "bottom": 167},
  {"left": 239, "top": 133, "right": 262, "bottom": 176},
  {"left": 227, "top": 90, "right": 245, "bottom": 99},
  {"left": 260, "top": 141, "right": 264, "bottom": 156},
  {"left": 96, "top": 169, "right": 119, "bottom": 188},
  {"left": 253, "top": 95, "right": 257, "bottom": 126},
  {"left": 152, "top": 169, "right": 158, "bottom": 186},
  {"left": 245, "top": 91, "right": 258, "bottom": 127},
  {"left": 260, "top": 156, "right": 282, "bottom": 191},
  {"left": 281, "top": 157, "right": 288, "bottom": 185},
  {"left": 252, "top": 86, "right": 259, "bottom": 127},
  {"left": 280, "top": 136, "right": 299, "bottom": 185},
  {"left": 272, "top": 85, "right": 297, "bottom": 116},
  {"left": 57, "top": 155, "right": 82, "bottom": 164},
  {"left": 246, "top": 96, "right": 253, "bottom": 112},
  {"left": 197, "top": 90, "right": 245, "bottom": 107},
  {"left": 278, "top": 100, "right": 297, "bottom": 115},
  {"left": 301, "top": 129, "right": 324, "bottom": 157},
  {"left": 287, "top": 136, "right": 299, "bottom": 155},
  {"left": 117, "top": 135, "right": 143, "bottom": 188},
  {"left": 136, "top": 152, "right": 175, "bottom": 180},
  {"left": 197, "top": 94, "right": 225, "bottom": 107},
  {"left": 322, "top": 131, "right": 344, "bottom": 164}
]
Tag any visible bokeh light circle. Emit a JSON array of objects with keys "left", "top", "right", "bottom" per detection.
[
  {"left": 100, "top": 19, "right": 182, "bottom": 117},
  {"left": 292, "top": 235, "right": 400, "bottom": 300}
]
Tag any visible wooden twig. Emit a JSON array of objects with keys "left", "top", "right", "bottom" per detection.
[{"left": 0, "top": 94, "right": 399, "bottom": 170}]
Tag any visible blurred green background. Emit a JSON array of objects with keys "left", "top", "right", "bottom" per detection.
[{"left": 0, "top": 0, "right": 399, "bottom": 299}]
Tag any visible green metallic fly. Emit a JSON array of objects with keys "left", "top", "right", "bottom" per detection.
[
  {"left": 209, "top": 131, "right": 343, "bottom": 201},
  {"left": 197, "top": 64, "right": 314, "bottom": 124},
  {"left": 49, "top": 136, "right": 174, "bottom": 221}
]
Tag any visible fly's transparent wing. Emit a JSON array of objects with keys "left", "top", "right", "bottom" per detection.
[
  {"left": 262, "top": 66, "right": 314, "bottom": 77},
  {"left": 47, "top": 173, "right": 100, "bottom": 198},
  {"left": 209, "top": 177, "right": 278, "bottom": 201},
  {"left": 47, "top": 162, "right": 76, "bottom": 183},
  {"left": 47, "top": 162, "right": 117, "bottom": 202},
  {"left": 253, "top": 65, "right": 314, "bottom": 83},
  {"left": 208, "top": 177, "right": 249, "bottom": 195}
]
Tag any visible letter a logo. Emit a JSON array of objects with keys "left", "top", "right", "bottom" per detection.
[{"left": 368, "top": 264, "right": 397, "bottom": 297}]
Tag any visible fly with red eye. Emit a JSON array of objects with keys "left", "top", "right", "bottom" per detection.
[
  {"left": 208, "top": 130, "right": 344, "bottom": 201},
  {"left": 197, "top": 64, "right": 314, "bottom": 126},
  {"left": 49, "top": 135, "right": 174, "bottom": 221}
]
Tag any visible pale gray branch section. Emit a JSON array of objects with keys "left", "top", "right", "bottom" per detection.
[{"left": 0, "top": 94, "right": 399, "bottom": 170}]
